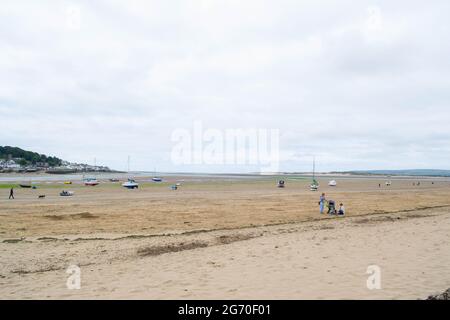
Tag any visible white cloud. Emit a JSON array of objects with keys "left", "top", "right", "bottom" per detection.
[{"left": 1, "top": 0, "right": 450, "bottom": 172}]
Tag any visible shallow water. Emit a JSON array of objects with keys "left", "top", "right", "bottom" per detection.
[{"left": 0, "top": 172, "right": 266, "bottom": 182}]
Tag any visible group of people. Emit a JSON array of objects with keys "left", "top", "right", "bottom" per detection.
[{"left": 319, "top": 193, "right": 345, "bottom": 215}]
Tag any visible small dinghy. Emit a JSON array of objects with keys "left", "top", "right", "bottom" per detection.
[
  {"left": 152, "top": 177, "right": 162, "bottom": 182},
  {"left": 19, "top": 184, "right": 32, "bottom": 188},
  {"left": 122, "top": 179, "right": 139, "bottom": 189},
  {"left": 60, "top": 190, "right": 74, "bottom": 196},
  {"left": 328, "top": 180, "right": 337, "bottom": 187},
  {"left": 84, "top": 178, "right": 99, "bottom": 186}
]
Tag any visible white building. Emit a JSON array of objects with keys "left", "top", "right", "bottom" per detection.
[{"left": 5, "top": 160, "right": 20, "bottom": 169}]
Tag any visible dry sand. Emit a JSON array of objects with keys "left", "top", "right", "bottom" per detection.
[{"left": 0, "top": 176, "right": 449, "bottom": 299}]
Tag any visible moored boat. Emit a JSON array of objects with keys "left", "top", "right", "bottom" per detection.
[
  {"left": 310, "top": 157, "right": 319, "bottom": 191},
  {"left": 84, "top": 178, "right": 99, "bottom": 186},
  {"left": 122, "top": 179, "right": 139, "bottom": 189}
]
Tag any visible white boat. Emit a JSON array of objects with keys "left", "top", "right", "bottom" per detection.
[
  {"left": 122, "top": 179, "right": 139, "bottom": 189},
  {"left": 151, "top": 168, "right": 163, "bottom": 182},
  {"left": 386, "top": 181, "right": 392, "bottom": 186},
  {"left": 328, "top": 180, "right": 337, "bottom": 187},
  {"left": 84, "top": 178, "right": 99, "bottom": 186},
  {"left": 310, "top": 157, "right": 319, "bottom": 191}
]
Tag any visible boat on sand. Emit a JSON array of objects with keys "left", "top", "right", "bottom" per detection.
[
  {"left": 310, "top": 158, "right": 319, "bottom": 191},
  {"left": 122, "top": 179, "right": 139, "bottom": 189},
  {"left": 84, "top": 178, "right": 99, "bottom": 186}
]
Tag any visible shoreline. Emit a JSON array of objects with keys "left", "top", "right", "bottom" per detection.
[{"left": 2, "top": 172, "right": 450, "bottom": 183}]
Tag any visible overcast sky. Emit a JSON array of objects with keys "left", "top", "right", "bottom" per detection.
[{"left": 1, "top": 0, "right": 450, "bottom": 172}]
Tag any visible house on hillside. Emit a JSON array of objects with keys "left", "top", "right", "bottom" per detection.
[{"left": 5, "top": 160, "right": 20, "bottom": 169}]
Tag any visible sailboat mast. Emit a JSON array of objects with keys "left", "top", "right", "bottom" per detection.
[{"left": 313, "top": 157, "right": 315, "bottom": 181}]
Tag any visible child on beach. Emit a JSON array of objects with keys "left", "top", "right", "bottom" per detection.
[{"left": 338, "top": 203, "right": 345, "bottom": 215}]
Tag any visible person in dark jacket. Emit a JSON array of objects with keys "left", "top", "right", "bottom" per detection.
[{"left": 9, "top": 187, "right": 14, "bottom": 199}]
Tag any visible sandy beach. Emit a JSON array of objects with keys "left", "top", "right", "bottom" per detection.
[
  {"left": 3, "top": 0, "right": 450, "bottom": 304},
  {"left": 1, "top": 175, "right": 449, "bottom": 299}
]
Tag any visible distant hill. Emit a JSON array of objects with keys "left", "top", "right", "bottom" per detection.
[
  {"left": 341, "top": 169, "right": 450, "bottom": 177},
  {"left": 0, "top": 146, "right": 62, "bottom": 167}
]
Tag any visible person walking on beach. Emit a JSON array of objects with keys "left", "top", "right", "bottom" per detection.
[
  {"left": 9, "top": 187, "right": 14, "bottom": 200},
  {"left": 319, "top": 193, "right": 326, "bottom": 214}
]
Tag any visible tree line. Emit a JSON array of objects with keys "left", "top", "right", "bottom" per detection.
[{"left": 0, "top": 146, "right": 63, "bottom": 167}]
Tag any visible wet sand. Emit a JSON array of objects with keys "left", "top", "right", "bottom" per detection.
[{"left": 1, "top": 176, "right": 449, "bottom": 299}]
